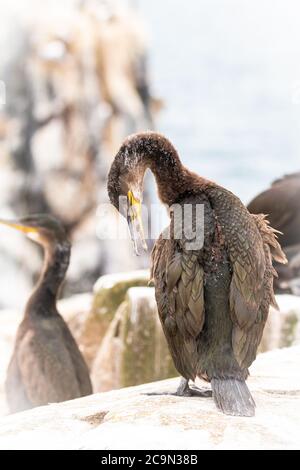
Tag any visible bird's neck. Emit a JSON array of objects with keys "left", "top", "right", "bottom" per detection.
[
  {"left": 146, "top": 149, "right": 198, "bottom": 207},
  {"left": 26, "top": 241, "right": 71, "bottom": 316}
]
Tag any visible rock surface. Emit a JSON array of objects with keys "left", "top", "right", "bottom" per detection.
[
  {"left": 260, "top": 295, "right": 300, "bottom": 352},
  {"left": 82, "top": 270, "right": 150, "bottom": 366},
  {"left": 91, "top": 287, "right": 177, "bottom": 392},
  {"left": 0, "top": 346, "right": 299, "bottom": 450}
]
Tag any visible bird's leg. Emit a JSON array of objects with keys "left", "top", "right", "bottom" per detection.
[
  {"left": 144, "top": 377, "right": 212, "bottom": 398},
  {"left": 175, "top": 378, "right": 212, "bottom": 397}
]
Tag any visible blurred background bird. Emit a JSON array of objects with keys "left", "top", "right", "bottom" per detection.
[
  {"left": 0, "top": 214, "right": 92, "bottom": 413},
  {"left": 248, "top": 172, "right": 300, "bottom": 295}
]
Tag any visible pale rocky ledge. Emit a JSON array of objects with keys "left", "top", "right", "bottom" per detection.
[{"left": 0, "top": 346, "right": 299, "bottom": 450}]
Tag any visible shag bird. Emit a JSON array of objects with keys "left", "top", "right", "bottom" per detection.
[
  {"left": 0, "top": 214, "right": 92, "bottom": 413},
  {"left": 108, "top": 132, "right": 286, "bottom": 417},
  {"left": 248, "top": 172, "right": 300, "bottom": 294},
  {"left": 247, "top": 172, "right": 300, "bottom": 248}
]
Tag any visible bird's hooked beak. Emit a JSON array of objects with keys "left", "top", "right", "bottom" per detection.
[
  {"left": 0, "top": 218, "right": 40, "bottom": 240},
  {"left": 126, "top": 190, "right": 148, "bottom": 256}
]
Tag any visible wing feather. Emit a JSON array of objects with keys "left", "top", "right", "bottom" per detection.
[
  {"left": 207, "top": 186, "right": 286, "bottom": 368},
  {"left": 232, "top": 214, "right": 286, "bottom": 368},
  {"left": 151, "top": 217, "right": 206, "bottom": 379}
]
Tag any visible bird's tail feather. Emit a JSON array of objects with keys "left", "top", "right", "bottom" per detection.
[{"left": 211, "top": 378, "right": 255, "bottom": 417}]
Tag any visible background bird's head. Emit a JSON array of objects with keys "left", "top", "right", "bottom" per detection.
[{"left": 0, "top": 214, "right": 68, "bottom": 248}]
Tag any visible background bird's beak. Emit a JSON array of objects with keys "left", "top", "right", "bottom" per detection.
[
  {"left": 127, "top": 191, "right": 148, "bottom": 256},
  {"left": 0, "top": 219, "right": 39, "bottom": 234}
]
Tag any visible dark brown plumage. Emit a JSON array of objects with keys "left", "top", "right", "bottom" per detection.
[
  {"left": 248, "top": 172, "right": 300, "bottom": 248},
  {"left": 108, "top": 131, "right": 287, "bottom": 417},
  {"left": 248, "top": 173, "right": 300, "bottom": 294},
  {"left": 0, "top": 214, "right": 92, "bottom": 413}
]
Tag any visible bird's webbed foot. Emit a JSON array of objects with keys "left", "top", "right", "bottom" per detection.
[
  {"left": 144, "top": 378, "right": 212, "bottom": 398},
  {"left": 175, "top": 378, "right": 212, "bottom": 397}
]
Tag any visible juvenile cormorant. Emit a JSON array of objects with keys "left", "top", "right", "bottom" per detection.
[
  {"left": 0, "top": 214, "right": 92, "bottom": 413},
  {"left": 108, "top": 132, "right": 286, "bottom": 417}
]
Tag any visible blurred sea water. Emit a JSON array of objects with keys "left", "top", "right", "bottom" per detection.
[{"left": 139, "top": 0, "right": 300, "bottom": 203}]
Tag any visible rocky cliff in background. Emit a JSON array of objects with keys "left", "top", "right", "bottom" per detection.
[{"left": 0, "top": 0, "right": 161, "bottom": 309}]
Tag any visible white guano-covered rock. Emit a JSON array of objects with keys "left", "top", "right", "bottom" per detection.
[
  {"left": 91, "top": 287, "right": 177, "bottom": 392},
  {"left": 0, "top": 346, "right": 299, "bottom": 450},
  {"left": 260, "top": 294, "right": 300, "bottom": 351}
]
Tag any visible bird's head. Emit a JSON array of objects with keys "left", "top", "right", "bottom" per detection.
[
  {"left": 107, "top": 133, "right": 149, "bottom": 256},
  {"left": 0, "top": 214, "right": 68, "bottom": 249}
]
